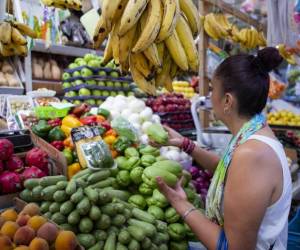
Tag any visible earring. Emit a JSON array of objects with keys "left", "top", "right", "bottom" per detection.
[{"left": 224, "top": 108, "right": 230, "bottom": 115}]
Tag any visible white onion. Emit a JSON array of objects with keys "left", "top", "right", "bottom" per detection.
[
  {"left": 152, "top": 114, "right": 161, "bottom": 123},
  {"left": 142, "top": 121, "right": 153, "bottom": 133},
  {"left": 128, "top": 99, "right": 146, "bottom": 113},
  {"left": 121, "top": 109, "right": 132, "bottom": 118},
  {"left": 128, "top": 113, "right": 141, "bottom": 124},
  {"left": 140, "top": 107, "right": 153, "bottom": 121}
]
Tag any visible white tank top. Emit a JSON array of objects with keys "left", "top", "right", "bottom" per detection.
[{"left": 247, "top": 135, "right": 292, "bottom": 250}]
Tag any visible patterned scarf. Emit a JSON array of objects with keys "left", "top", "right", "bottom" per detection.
[{"left": 206, "top": 113, "right": 266, "bottom": 226}]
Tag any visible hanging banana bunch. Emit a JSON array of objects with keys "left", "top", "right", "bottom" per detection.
[
  {"left": 0, "top": 20, "right": 37, "bottom": 57},
  {"left": 93, "top": 0, "right": 201, "bottom": 95},
  {"left": 40, "top": 0, "right": 82, "bottom": 11}
]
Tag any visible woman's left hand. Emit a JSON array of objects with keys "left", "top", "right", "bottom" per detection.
[{"left": 156, "top": 176, "right": 187, "bottom": 206}]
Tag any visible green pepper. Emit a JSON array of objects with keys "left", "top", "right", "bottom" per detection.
[
  {"left": 48, "top": 126, "right": 66, "bottom": 142},
  {"left": 113, "top": 136, "right": 132, "bottom": 153},
  {"left": 169, "top": 241, "right": 188, "bottom": 250},
  {"left": 128, "top": 194, "right": 146, "bottom": 210},
  {"left": 130, "top": 167, "right": 144, "bottom": 185},
  {"left": 141, "top": 155, "right": 156, "bottom": 167},
  {"left": 152, "top": 189, "right": 169, "bottom": 208},
  {"left": 124, "top": 157, "right": 140, "bottom": 171},
  {"left": 138, "top": 183, "right": 153, "bottom": 195},
  {"left": 98, "top": 126, "right": 106, "bottom": 136},
  {"left": 165, "top": 207, "right": 180, "bottom": 223},
  {"left": 116, "top": 170, "right": 131, "bottom": 187},
  {"left": 168, "top": 223, "right": 186, "bottom": 241},
  {"left": 32, "top": 124, "right": 49, "bottom": 138},
  {"left": 98, "top": 108, "right": 110, "bottom": 119},
  {"left": 139, "top": 145, "right": 160, "bottom": 156},
  {"left": 147, "top": 206, "right": 165, "bottom": 221},
  {"left": 124, "top": 147, "right": 139, "bottom": 158},
  {"left": 63, "top": 148, "right": 74, "bottom": 165},
  {"left": 36, "top": 120, "right": 52, "bottom": 132}
]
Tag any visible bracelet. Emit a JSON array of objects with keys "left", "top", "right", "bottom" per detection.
[
  {"left": 182, "top": 207, "right": 197, "bottom": 220},
  {"left": 180, "top": 137, "right": 196, "bottom": 155}
]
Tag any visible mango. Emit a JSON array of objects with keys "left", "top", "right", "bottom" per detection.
[
  {"left": 16, "top": 214, "right": 31, "bottom": 227},
  {"left": 37, "top": 223, "right": 58, "bottom": 244},
  {"left": 1, "top": 209, "right": 18, "bottom": 222},
  {"left": 29, "top": 237, "right": 49, "bottom": 250},
  {"left": 55, "top": 231, "right": 78, "bottom": 250},
  {"left": 1, "top": 221, "right": 19, "bottom": 239},
  {"left": 15, "top": 246, "right": 30, "bottom": 250},
  {"left": 0, "top": 235, "right": 13, "bottom": 250},
  {"left": 14, "top": 226, "right": 35, "bottom": 245},
  {"left": 21, "top": 203, "right": 40, "bottom": 217},
  {"left": 27, "top": 216, "right": 47, "bottom": 231}
]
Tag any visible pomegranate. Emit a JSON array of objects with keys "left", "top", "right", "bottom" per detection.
[
  {"left": 25, "top": 148, "right": 49, "bottom": 170},
  {"left": 0, "top": 139, "right": 14, "bottom": 161},
  {"left": 5, "top": 155, "right": 24, "bottom": 173},
  {"left": 21, "top": 166, "right": 46, "bottom": 182},
  {"left": 0, "top": 171, "right": 22, "bottom": 194}
]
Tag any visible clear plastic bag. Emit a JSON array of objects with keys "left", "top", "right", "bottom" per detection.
[{"left": 111, "top": 116, "right": 138, "bottom": 142}]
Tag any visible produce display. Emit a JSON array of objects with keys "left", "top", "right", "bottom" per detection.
[
  {"left": 189, "top": 166, "right": 212, "bottom": 201},
  {"left": 160, "top": 146, "right": 192, "bottom": 168},
  {"left": 0, "top": 20, "right": 37, "bottom": 57},
  {"left": 0, "top": 61, "right": 20, "bottom": 88},
  {"left": 32, "top": 57, "right": 62, "bottom": 81},
  {"left": 41, "top": 0, "right": 82, "bottom": 11},
  {"left": 7, "top": 96, "right": 34, "bottom": 116},
  {"left": 0, "top": 204, "right": 81, "bottom": 249},
  {"left": 172, "top": 81, "right": 196, "bottom": 99},
  {"left": 93, "top": 0, "right": 200, "bottom": 94},
  {"left": 267, "top": 110, "right": 300, "bottom": 127},
  {"left": 62, "top": 54, "right": 134, "bottom": 106}
]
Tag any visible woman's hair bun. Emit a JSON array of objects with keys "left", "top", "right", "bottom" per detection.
[{"left": 256, "top": 47, "right": 283, "bottom": 73}]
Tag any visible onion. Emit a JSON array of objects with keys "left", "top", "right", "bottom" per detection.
[
  {"left": 189, "top": 167, "right": 200, "bottom": 179},
  {"left": 140, "top": 107, "right": 153, "bottom": 122}
]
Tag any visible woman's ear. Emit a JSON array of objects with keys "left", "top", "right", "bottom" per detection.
[{"left": 223, "top": 93, "right": 234, "bottom": 113}]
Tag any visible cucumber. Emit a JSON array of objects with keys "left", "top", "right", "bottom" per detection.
[
  {"left": 93, "top": 230, "right": 107, "bottom": 241},
  {"left": 53, "top": 190, "right": 68, "bottom": 203},
  {"left": 132, "top": 208, "right": 155, "bottom": 224},
  {"left": 77, "top": 197, "right": 91, "bottom": 215},
  {"left": 112, "top": 198, "right": 133, "bottom": 210},
  {"left": 56, "top": 180, "right": 68, "bottom": 190},
  {"left": 89, "top": 205, "right": 102, "bottom": 221},
  {"left": 127, "top": 225, "right": 146, "bottom": 242},
  {"left": 116, "top": 243, "right": 127, "bottom": 250},
  {"left": 66, "top": 179, "right": 77, "bottom": 195},
  {"left": 118, "top": 229, "right": 130, "bottom": 245},
  {"left": 70, "top": 187, "right": 84, "bottom": 203},
  {"left": 51, "top": 212, "right": 66, "bottom": 225},
  {"left": 104, "top": 232, "right": 116, "bottom": 250},
  {"left": 49, "top": 202, "right": 61, "bottom": 213},
  {"left": 43, "top": 212, "right": 52, "bottom": 219},
  {"left": 60, "top": 223, "right": 77, "bottom": 233},
  {"left": 79, "top": 217, "right": 93, "bottom": 233},
  {"left": 108, "top": 190, "right": 130, "bottom": 201},
  {"left": 32, "top": 185, "right": 43, "bottom": 200},
  {"left": 40, "top": 201, "right": 51, "bottom": 213},
  {"left": 159, "top": 244, "right": 168, "bottom": 250},
  {"left": 87, "top": 169, "right": 111, "bottom": 184},
  {"left": 77, "top": 234, "right": 96, "bottom": 249},
  {"left": 96, "top": 214, "right": 111, "bottom": 230},
  {"left": 101, "top": 204, "right": 118, "bottom": 216},
  {"left": 41, "top": 185, "right": 58, "bottom": 201},
  {"left": 123, "top": 208, "right": 132, "bottom": 220},
  {"left": 88, "top": 241, "right": 104, "bottom": 250},
  {"left": 72, "top": 168, "right": 92, "bottom": 179},
  {"left": 24, "top": 178, "right": 40, "bottom": 190},
  {"left": 114, "top": 203, "right": 125, "bottom": 213},
  {"left": 19, "top": 189, "right": 34, "bottom": 202},
  {"left": 127, "top": 219, "right": 156, "bottom": 238},
  {"left": 68, "top": 210, "right": 80, "bottom": 225},
  {"left": 112, "top": 214, "right": 126, "bottom": 226},
  {"left": 90, "top": 177, "right": 115, "bottom": 189},
  {"left": 60, "top": 201, "right": 74, "bottom": 215},
  {"left": 107, "top": 226, "right": 119, "bottom": 235},
  {"left": 128, "top": 239, "right": 140, "bottom": 250},
  {"left": 39, "top": 175, "right": 67, "bottom": 187},
  {"left": 84, "top": 187, "right": 98, "bottom": 203},
  {"left": 76, "top": 178, "right": 88, "bottom": 188},
  {"left": 98, "top": 190, "right": 112, "bottom": 205}
]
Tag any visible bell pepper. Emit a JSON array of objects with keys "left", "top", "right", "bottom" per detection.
[
  {"left": 63, "top": 136, "right": 74, "bottom": 149},
  {"left": 167, "top": 224, "right": 186, "bottom": 241},
  {"left": 80, "top": 115, "right": 98, "bottom": 125},
  {"left": 104, "top": 129, "right": 117, "bottom": 137},
  {"left": 68, "top": 163, "right": 81, "bottom": 179},
  {"left": 32, "top": 120, "right": 52, "bottom": 138},
  {"left": 165, "top": 207, "right": 180, "bottom": 223},
  {"left": 116, "top": 170, "right": 131, "bottom": 187},
  {"left": 96, "top": 115, "right": 106, "bottom": 123},
  {"left": 128, "top": 194, "right": 146, "bottom": 210},
  {"left": 111, "top": 150, "right": 118, "bottom": 159},
  {"left": 98, "top": 108, "right": 110, "bottom": 119},
  {"left": 138, "top": 182, "right": 153, "bottom": 195},
  {"left": 124, "top": 157, "right": 140, "bottom": 171},
  {"left": 141, "top": 155, "right": 156, "bottom": 167},
  {"left": 50, "top": 141, "right": 64, "bottom": 151},
  {"left": 61, "top": 115, "right": 82, "bottom": 136},
  {"left": 130, "top": 167, "right": 144, "bottom": 185},
  {"left": 104, "top": 135, "right": 117, "bottom": 145},
  {"left": 63, "top": 148, "right": 74, "bottom": 165},
  {"left": 48, "top": 118, "right": 62, "bottom": 127},
  {"left": 124, "top": 147, "right": 139, "bottom": 158},
  {"left": 139, "top": 145, "right": 160, "bottom": 157},
  {"left": 147, "top": 206, "right": 165, "bottom": 221},
  {"left": 32, "top": 125, "right": 49, "bottom": 139},
  {"left": 152, "top": 189, "right": 169, "bottom": 208},
  {"left": 48, "top": 126, "right": 66, "bottom": 142},
  {"left": 100, "top": 121, "right": 111, "bottom": 131},
  {"left": 113, "top": 136, "right": 132, "bottom": 153}
]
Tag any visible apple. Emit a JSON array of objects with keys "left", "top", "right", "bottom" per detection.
[
  {"left": 74, "top": 79, "right": 83, "bottom": 85},
  {"left": 61, "top": 99, "right": 68, "bottom": 103},
  {"left": 87, "top": 79, "right": 97, "bottom": 85},
  {"left": 110, "top": 71, "right": 119, "bottom": 78},
  {"left": 73, "top": 71, "right": 81, "bottom": 77},
  {"left": 98, "top": 70, "right": 107, "bottom": 76},
  {"left": 114, "top": 81, "right": 122, "bottom": 88},
  {"left": 110, "top": 91, "right": 117, "bottom": 97},
  {"left": 66, "top": 91, "right": 77, "bottom": 97},
  {"left": 79, "top": 88, "right": 91, "bottom": 96},
  {"left": 102, "top": 91, "right": 110, "bottom": 97},
  {"left": 92, "top": 90, "right": 102, "bottom": 96},
  {"left": 81, "top": 68, "right": 93, "bottom": 77},
  {"left": 62, "top": 72, "right": 71, "bottom": 80},
  {"left": 77, "top": 59, "right": 87, "bottom": 66},
  {"left": 62, "top": 82, "right": 72, "bottom": 89},
  {"left": 122, "top": 82, "right": 129, "bottom": 88},
  {"left": 106, "top": 81, "right": 114, "bottom": 87},
  {"left": 127, "top": 92, "right": 134, "bottom": 96},
  {"left": 84, "top": 53, "right": 96, "bottom": 62},
  {"left": 73, "top": 100, "right": 82, "bottom": 105},
  {"left": 106, "top": 60, "right": 115, "bottom": 68},
  {"left": 86, "top": 99, "right": 96, "bottom": 105},
  {"left": 118, "top": 91, "right": 125, "bottom": 96},
  {"left": 68, "top": 63, "right": 78, "bottom": 69},
  {"left": 98, "top": 81, "right": 105, "bottom": 86},
  {"left": 75, "top": 58, "right": 83, "bottom": 64},
  {"left": 88, "top": 59, "right": 101, "bottom": 68},
  {"left": 96, "top": 100, "right": 103, "bottom": 106}
]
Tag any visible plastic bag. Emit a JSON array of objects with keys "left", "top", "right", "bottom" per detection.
[{"left": 111, "top": 116, "right": 138, "bottom": 142}]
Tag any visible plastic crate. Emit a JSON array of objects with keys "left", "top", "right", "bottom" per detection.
[{"left": 35, "top": 106, "right": 70, "bottom": 119}]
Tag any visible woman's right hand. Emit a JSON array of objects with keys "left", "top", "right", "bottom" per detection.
[{"left": 150, "top": 125, "right": 184, "bottom": 148}]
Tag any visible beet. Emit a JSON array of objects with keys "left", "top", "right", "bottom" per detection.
[
  {"left": 0, "top": 171, "right": 22, "bottom": 194},
  {"left": 0, "top": 139, "right": 14, "bottom": 161},
  {"left": 5, "top": 155, "right": 24, "bottom": 173},
  {"left": 25, "top": 148, "right": 49, "bottom": 170}
]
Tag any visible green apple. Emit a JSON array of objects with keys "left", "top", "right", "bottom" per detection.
[
  {"left": 73, "top": 100, "right": 82, "bottom": 105},
  {"left": 66, "top": 91, "right": 77, "bottom": 97},
  {"left": 96, "top": 100, "right": 103, "bottom": 106},
  {"left": 98, "top": 70, "right": 107, "bottom": 76},
  {"left": 74, "top": 79, "right": 83, "bottom": 85},
  {"left": 102, "top": 91, "right": 110, "bottom": 97},
  {"left": 114, "top": 81, "right": 122, "bottom": 88},
  {"left": 73, "top": 71, "right": 81, "bottom": 77},
  {"left": 92, "top": 90, "right": 102, "bottom": 96},
  {"left": 98, "top": 81, "right": 105, "bottom": 86},
  {"left": 84, "top": 53, "right": 96, "bottom": 62},
  {"left": 81, "top": 68, "right": 93, "bottom": 77},
  {"left": 79, "top": 88, "right": 91, "bottom": 96},
  {"left": 62, "top": 72, "right": 71, "bottom": 80},
  {"left": 122, "top": 82, "right": 129, "bottom": 88},
  {"left": 86, "top": 99, "right": 96, "bottom": 105},
  {"left": 118, "top": 91, "right": 125, "bottom": 96},
  {"left": 62, "top": 99, "right": 68, "bottom": 103},
  {"left": 110, "top": 91, "right": 117, "bottom": 97},
  {"left": 77, "top": 59, "right": 87, "bottom": 66},
  {"left": 75, "top": 58, "right": 83, "bottom": 64},
  {"left": 88, "top": 60, "right": 101, "bottom": 68},
  {"left": 106, "top": 60, "right": 115, "bottom": 68},
  {"left": 68, "top": 63, "right": 78, "bottom": 69},
  {"left": 110, "top": 71, "right": 119, "bottom": 78},
  {"left": 127, "top": 92, "right": 135, "bottom": 96},
  {"left": 106, "top": 81, "right": 114, "bottom": 87},
  {"left": 62, "top": 82, "right": 72, "bottom": 89},
  {"left": 86, "top": 79, "right": 97, "bottom": 85}
]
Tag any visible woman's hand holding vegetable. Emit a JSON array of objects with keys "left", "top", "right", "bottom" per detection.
[{"left": 150, "top": 125, "right": 184, "bottom": 148}]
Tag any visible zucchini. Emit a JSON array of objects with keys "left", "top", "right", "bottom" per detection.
[
  {"left": 56, "top": 180, "right": 68, "bottom": 190},
  {"left": 41, "top": 185, "right": 58, "bottom": 201},
  {"left": 43, "top": 211, "right": 52, "bottom": 219},
  {"left": 104, "top": 232, "right": 116, "bottom": 250},
  {"left": 132, "top": 208, "right": 155, "bottom": 224},
  {"left": 32, "top": 185, "right": 43, "bottom": 200},
  {"left": 53, "top": 190, "right": 68, "bottom": 203},
  {"left": 107, "top": 226, "right": 119, "bottom": 235},
  {"left": 77, "top": 234, "right": 96, "bottom": 249},
  {"left": 159, "top": 244, "right": 168, "bottom": 250},
  {"left": 39, "top": 175, "right": 66, "bottom": 187},
  {"left": 93, "top": 230, "right": 107, "bottom": 241},
  {"left": 24, "top": 178, "right": 40, "bottom": 190},
  {"left": 90, "top": 177, "right": 115, "bottom": 189},
  {"left": 40, "top": 201, "right": 51, "bottom": 213},
  {"left": 66, "top": 179, "right": 77, "bottom": 195},
  {"left": 123, "top": 208, "right": 132, "bottom": 220},
  {"left": 108, "top": 190, "right": 130, "bottom": 201},
  {"left": 114, "top": 203, "right": 125, "bottom": 214},
  {"left": 60, "top": 223, "right": 77, "bottom": 233},
  {"left": 84, "top": 187, "right": 98, "bottom": 203},
  {"left": 79, "top": 217, "right": 93, "bottom": 233},
  {"left": 49, "top": 202, "right": 61, "bottom": 213},
  {"left": 98, "top": 190, "right": 112, "bottom": 205},
  {"left": 51, "top": 212, "right": 66, "bottom": 225},
  {"left": 118, "top": 229, "right": 130, "bottom": 245},
  {"left": 19, "top": 189, "right": 34, "bottom": 202},
  {"left": 112, "top": 198, "right": 133, "bottom": 210},
  {"left": 76, "top": 178, "right": 88, "bottom": 188},
  {"left": 96, "top": 214, "right": 111, "bottom": 230},
  {"left": 127, "top": 219, "right": 156, "bottom": 238},
  {"left": 141, "top": 237, "right": 152, "bottom": 249},
  {"left": 60, "top": 201, "right": 74, "bottom": 215},
  {"left": 72, "top": 168, "right": 92, "bottom": 179},
  {"left": 70, "top": 187, "right": 84, "bottom": 203},
  {"left": 112, "top": 214, "right": 126, "bottom": 226},
  {"left": 87, "top": 169, "right": 111, "bottom": 184},
  {"left": 101, "top": 204, "right": 118, "bottom": 216},
  {"left": 88, "top": 241, "right": 104, "bottom": 250},
  {"left": 77, "top": 197, "right": 91, "bottom": 215},
  {"left": 89, "top": 205, "right": 102, "bottom": 221},
  {"left": 153, "top": 232, "right": 169, "bottom": 244},
  {"left": 68, "top": 210, "right": 80, "bottom": 225},
  {"left": 127, "top": 225, "right": 146, "bottom": 242}
]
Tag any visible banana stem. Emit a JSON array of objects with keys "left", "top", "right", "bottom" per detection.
[{"left": 0, "top": 0, "right": 6, "bottom": 21}]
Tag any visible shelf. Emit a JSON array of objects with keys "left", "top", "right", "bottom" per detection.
[
  {"left": 32, "top": 40, "right": 103, "bottom": 57},
  {"left": 270, "top": 125, "right": 300, "bottom": 131}
]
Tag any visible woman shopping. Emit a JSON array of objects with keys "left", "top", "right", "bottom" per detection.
[{"left": 154, "top": 47, "right": 292, "bottom": 250}]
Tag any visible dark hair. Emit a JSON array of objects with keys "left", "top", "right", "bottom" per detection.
[{"left": 214, "top": 47, "right": 283, "bottom": 117}]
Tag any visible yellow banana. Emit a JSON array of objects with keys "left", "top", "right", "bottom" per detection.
[
  {"left": 165, "top": 30, "right": 188, "bottom": 71},
  {"left": 102, "top": 35, "right": 113, "bottom": 65},
  {"left": 132, "top": 0, "right": 162, "bottom": 52},
  {"left": 176, "top": 13, "right": 199, "bottom": 72},
  {"left": 211, "top": 13, "right": 228, "bottom": 38},
  {"left": 111, "top": 20, "right": 121, "bottom": 65},
  {"left": 119, "top": 24, "right": 137, "bottom": 74},
  {"left": 12, "top": 21, "right": 37, "bottom": 38},
  {"left": 170, "top": 61, "right": 178, "bottom": 79},
  {"left": 237, "top": 28, "right": 248, "bottom": 47},
  {"left": 14, "top": 44, "right": 28, "bottom": 56},
  {"left": 0, "top": 22, "right": 12, "bottom": 45},
  {"left": 203, "top": 14, "right": 220, "bottom": 40},
  {"left": 164, "top": 74, "right": 174, "bottom": 92},
  {"left": 143, "top": 44, "right": 162, "bottom": 69},
  {"left": 156, "top": 0, "right": 179, "bottom": 42},
  {"left": 231, "top": 24, "right": 240, "bottom": 43},
  {"left": 215, "top": 13, "right": 231, "bottom": 32},
  {"left": 0, "top": 43, "right": 14, "bottom": 57},
  {"left": 11, "top": 27, "right": 27, "bottom": 45},
  {"left": 155, "top": 51, "right": 172, "bottom": 88},
  {"left": 178, "top": 0, "right": 201, "bottom": 36},
  {"left": 131, "top": 52, "right": 153, "bottom": 79},
  {"left": 257, "top": 31, "right": 267, "bottom": 47},
  {"left": 93, "top": 16, "right": 110, "bottom": 49},
  {"left": 101, "top": 0, "right": 123, "bottom": 31},
  {"left": 119, "top": 0, "right": 149, "bottom": 36}
]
